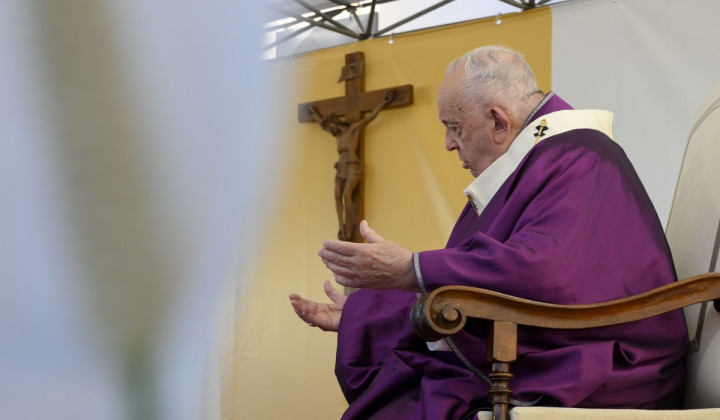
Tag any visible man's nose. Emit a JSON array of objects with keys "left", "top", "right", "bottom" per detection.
[{"left": 445, "top": 135, "right": 457, "bottom": 151}]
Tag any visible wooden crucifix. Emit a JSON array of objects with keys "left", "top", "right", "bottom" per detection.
[{"left": 298, "top": 51, "right": 413, "bottom": 243}]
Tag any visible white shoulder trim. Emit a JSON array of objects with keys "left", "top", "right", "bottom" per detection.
[
  {"left": 464, "top": 109, "right": 614, "bottom": 216},
  {"left": 523, "top": 109, "right": 614, "bottom": 145}
]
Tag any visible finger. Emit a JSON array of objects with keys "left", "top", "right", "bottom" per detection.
[
  {"left": 289, "top": 295, "right": 302, "bottom": 308},
  {"left": 333, "top": 274, "right": 358, "bottom": 289},
  {"left": 317, "top": 248, "right": 347, "bottom": 266},
  {"left": 333, "top": 275, "right": 349, "bottom": 288},
  {"left": 323, "top": 259, "right": 356, "bottom": 279},
  {"left": 291, "top": 302, "right": 311, "bottom": 321},
  {"left": 318, "top": 250, "right": 358, "bottom": 275},
  {"left": 289, "top": 293, "right": 310, "bottom": 306},
  {"left": 290, "top": 298, "right": 309, "bottom": 316},
  {"left": 290, "top": 294, "right": 318, "bottom": 313},
  {"left": 359, "top": 220, "right": 387, "bottom": 244},
  {"left": 323, "top": 280, "right": 346, "bottom": 303},
  {"left": 321, "top": 239, "right": 356, "bottom": 256},
  {"left": 301, "top": 310, "right": 331, "bottom": 330},
  {"left": 323, "top": 280, "right": 341, "bottom": 298}
]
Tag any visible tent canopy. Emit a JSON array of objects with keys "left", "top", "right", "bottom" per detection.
[{"left": 264, "top": 0, "right": 563, "bottom": 58}]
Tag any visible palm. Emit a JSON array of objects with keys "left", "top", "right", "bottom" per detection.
[{"left": 289, "top": 281, "right": 347, "bottom": 332}]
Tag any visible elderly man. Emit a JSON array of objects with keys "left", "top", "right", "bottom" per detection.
[{"left": 289, "top": 45, "right": 686, "bottom": 419}]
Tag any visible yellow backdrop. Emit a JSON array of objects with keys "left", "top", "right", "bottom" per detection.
[{"left": 227, "top": 8, "right": 552, "bottom": 419}]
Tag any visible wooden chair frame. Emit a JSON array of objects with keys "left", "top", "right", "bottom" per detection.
[{"left": 411, "top": 273, "right": 720, "bottom": 420}]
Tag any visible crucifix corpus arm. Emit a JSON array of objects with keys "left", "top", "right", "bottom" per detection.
[
  {"left": 352, "top": 91, "right": 395, "bottom": 131},
  {"left": 306, "top": 105, "right": 324, "bottom": 124}
]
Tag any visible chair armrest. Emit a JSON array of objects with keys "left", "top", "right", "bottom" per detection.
[
  {"left": 411, "top": 273, "right": 720, "bottom": 342},
  {"left": 411, "top": 273, "right": 720, "bottom": 420}
]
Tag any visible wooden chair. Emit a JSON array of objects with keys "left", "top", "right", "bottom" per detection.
[{"left": 411, "top": 82, "right": 720, "bottom": 420}]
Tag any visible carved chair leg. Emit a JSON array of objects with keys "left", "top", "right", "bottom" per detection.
[
  {"left": 487, "top": 321, "right": 518, "bottom": 420},
  {"left": 490, "top": 362, "right": 513, "bottom": 420}
]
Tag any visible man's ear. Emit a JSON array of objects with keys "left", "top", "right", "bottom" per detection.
[{"left": 490, "top": 108, "right": 511, "bottom": 145}]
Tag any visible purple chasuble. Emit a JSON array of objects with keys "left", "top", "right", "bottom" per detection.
[{"left": 335, "top": 94, "right": 686, "bottom": 419}]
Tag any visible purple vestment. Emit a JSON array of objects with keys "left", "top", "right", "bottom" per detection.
[{"left": 335, "top": 94, "right": 687, "bottom": 419}]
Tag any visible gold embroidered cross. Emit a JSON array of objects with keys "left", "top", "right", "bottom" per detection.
[{"left": 534, "top": 119, "right": 548, "bottom": 144}]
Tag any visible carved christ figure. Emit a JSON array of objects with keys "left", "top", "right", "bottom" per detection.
[{"left": 307, "top": 90, "right": 395, "bottom": 241}]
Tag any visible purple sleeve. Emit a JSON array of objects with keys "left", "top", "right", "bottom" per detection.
[{"left": 416, "top": 131, "right": 676, "bottom": 305}]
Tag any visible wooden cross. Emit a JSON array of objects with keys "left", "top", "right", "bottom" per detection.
[{"left": 298, "top": 51, "right": 413, "bottom": 242}]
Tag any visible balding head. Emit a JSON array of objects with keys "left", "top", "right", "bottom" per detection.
[
  {"left": 437, "top": 46, "right": 545, "bottom": 177},
  {"left": 446, "top": 45, "right": 542, "bottom": 124}
]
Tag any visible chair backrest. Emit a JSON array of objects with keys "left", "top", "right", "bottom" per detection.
[{"left": 665, "top": 81, "right": 720, "bottom": 409}]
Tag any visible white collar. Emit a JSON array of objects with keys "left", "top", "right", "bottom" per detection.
[{"left": 463, "top": 109, "right": 615, "bottom": 215}]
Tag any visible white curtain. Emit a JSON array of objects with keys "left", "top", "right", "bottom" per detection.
[
  {"left": 551, "top": 0, "right": 720, "bottom": 226},
  {"left": 0, "top": 1, "right": 277, "bottom": 419}
]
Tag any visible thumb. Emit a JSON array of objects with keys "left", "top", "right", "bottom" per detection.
[
  {"left": 323, "top": 280, "right": 345, "bottom": 302},
  {"left": 360, "top": 220, "right": 387, "bottom": 244}
]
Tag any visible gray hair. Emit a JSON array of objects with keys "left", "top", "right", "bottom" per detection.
[{"left": 447, "top": 45, "right": 540, "bottom": 111}]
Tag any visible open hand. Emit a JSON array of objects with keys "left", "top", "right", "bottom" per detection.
[
  {"left": 289, "top": 280, "right": 347, "bottom": 332},
  {"left": 318, "top": 220, "right": 418, "bottom": 292}
]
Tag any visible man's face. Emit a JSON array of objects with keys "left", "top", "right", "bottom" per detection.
[{"left": 437, "top": 67, "right": 505, "bottom": 178}]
